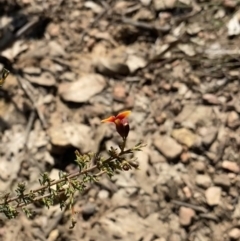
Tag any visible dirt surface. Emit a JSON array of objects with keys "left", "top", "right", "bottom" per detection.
[{"left": 1, "top": 0, "right": 240, "bottom": 240}]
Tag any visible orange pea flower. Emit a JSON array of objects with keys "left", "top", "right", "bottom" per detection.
[{"left": 101, "top": 110, "right": 131, "bottom": 140}]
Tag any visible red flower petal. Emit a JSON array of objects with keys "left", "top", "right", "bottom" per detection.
[
  {"left": 101, "top": 116, "right": 116, "bottom": 123},
  {"left": 116, "top": 111, "right": 131, "bottom": 120}
]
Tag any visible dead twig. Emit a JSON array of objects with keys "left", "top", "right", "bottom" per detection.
[
  {"left": 120, "top": 17, "right": 171, "bottom": 33},
  {"left": 0, "top": 17, "right": 39, "bottom": 52},
  {"left": 24, "top": 110, "right": 36, "bottom": 147},
  {"left": 17, "top": 76, "right": 47, "bottom": 129},
  {"left": 172, "top": 200, "right": 208, "bottom": 213},
  {"left": 144, "top": 37, "right": 184, "bottom": 69}
]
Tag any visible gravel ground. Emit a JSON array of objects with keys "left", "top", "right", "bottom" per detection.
[{"left": 1, "top": 0, "right": 240, "bottom": 241}]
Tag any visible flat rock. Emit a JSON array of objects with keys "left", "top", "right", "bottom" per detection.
[
  {"left": 175, "top": 105, "right": 213, "bottom": 127},
  {"left": 205, "top": 186, "right": 222, "bottom": 206},
  {"left": 227, "top": 111, "right": 240, "bottom": 129},
  {"left": 154, "top": 135, "right": 183, "bottom": 160},
  {"left": 229, "top": 228, "right": 240, "bottom": 240},
  {"left": 25, "top": 71, "right": 56, "bottom": 86},
  {"left": 59, "top": 74, "right": 106, "bottom": 103},
  {"left": 81, "top": 202, "right": 97, "bottom": 217},
  {"left": 168, "top": 233, "right": 181, "bottom": 241},
  {"left": 213, "top": 174, "right": 230, "bottom": 188},
  {"left": 199, "top": 126, "right": 218, "bottom": 147},
  {"left": 48, "top": 122, "right": 93, "bottom": 153},
  {"left": 195, "top": 174, "right": 212, "bottom": 188},
  {"left": 126, "top": 54, "right": 147, "bottom": 73},
  {"left": 179, "top": 206, "right": 195, "bottom": 226},
  {"left": 98, "top": 190, "right": 109, "bottom": 200},
  {"left": 140, "top": 0, "right": 152, "bottom": 6},
  {"left": 183, "top": 186, "right": 192, "bottom": 199},
  {"left": 195, "top": 161, "right": 206, "bottom": 172},
  {"left": 172, "top": 128, "right": 198, "bottom": 148},
  {"left": 113, "top": 83, "right": 126, "bottom": 101},
  {"left": 223, "top": 0, "right": 237, "bottom": 8},
  {"left": 153, "top": 0, "right": 177, "bottom": 11},
  {"left": 149, "top": 149, "right": 167, "bottom": 164},
  {"left": 222, "top": 160, "right": 240, "bottom": 173},
  {"left": 94, "top": 55, "right": 130, "bottom": 76},
  {"left": 24, "top": 66, "right": 41, "bottom": 75},
  {"left": 202, "top": 93, "right": 220, "bottom": 105}
]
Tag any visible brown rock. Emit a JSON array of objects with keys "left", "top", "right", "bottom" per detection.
[
  {"left": 94, "top": 56, "right": 130, "bottom": 76},
  {"left": 125, "top": 95, "right": 135, "bottom": 109},
  {"left": 179, "top": 207, "right": 195, "bottom": 226},
  {"left": 140, "top": 0, "right": 152, "bottom": 6},
  {"left": 195, "top": 174, "right": 212, "bottom": 188},
  {"left": 48, "top": 229, "right": 59, "bottom": 241},
  {"left": 180, "top": 151, "right": 189, "bottom": 163},
  {"left": 222, "top": 160, "right": 240, "bottom": 173},
  {"left": 227, "top": 111, "right": 240, "bottom": 129},
  {"left": 153, "top": 0, "right": 176, "bottom": 11},
  {"left": 223, "top": 0, "right": 237, "bottom": 8},
  {"left": 59, "top": 74, "right": 106, "bottom": 103},
  {"left": 47, "top": 23, "right": 60, "bottom": 37},
  {"left": 202, "top": 93, "right": 220, "bottom": 105},
  {"left": 48, "top": 123, "right": 93, "bottom": 153},
  {"left": 81, "top": 202, "right": 96, "bottom": 217},
  {"left": 126, "top": 54, "right": 147, "bottom": 73},
  {"left": 195, "top": 161, "right": 206, "bottom": 173},
  {"left": 229, "top": 228, "right": 240, "bottom": 240},
  {"left": 183, "top": 186, "right": 192, "bottom": 199},
  {"left": 154, "top": 238, "right": 166, "bottom": 241},
  {"left": 24, "top": 67, "right": 41, "bottom": 75},
  {"left": 113, "top": 84, "right": 126, "bottom": 101},
  {"left": 154, "top": 135, "right": 183, "bottom": 160},
  {"left": 175, "top": 105, "right": 213, "bottom": 127},
  {"left": 172, "top": 128, "right": 198, "bottom": 148},
  {"left": 25, "top": 71, "right": 56, "bottom": 87},
  {"left": 205, "top": 186, "right": 222, "bottom": 206},
  {"left": 149, "top": 150, "right": 166, "bottom": 164},
  {"left": 155, "top": 112, "right": 167, "bottom": 125},
  {"left": 98, "top": 190, "right": 109, "bottom": 200},
  {"left": 213, "top": 174, "right": 231, "bottom": 188},
  {"left": 199, "top": 126, "right": 218, "bottom": 147},
  {"left": 168, "top": 233, "right": 181, "bottom": 241}
]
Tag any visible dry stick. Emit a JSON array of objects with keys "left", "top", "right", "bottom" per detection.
[
  {"left": 174, "top": 4, "right": 201, "bottom": 24},
  {"left": 172, "top": 200, "right": 208, "bottom": 213},
  {"left": 120, "top": 17, "right": 171, "bottom": 33},
  {"left": 0, "top": 17, "right": 39, "bottom": 52},
  {"left": 17, "top": 76, "right": 47, "bottom": 129},
  {"left": 24, "top": 110, "right": 36, "bottom": 147},
  {"left": 199, "top": 213, "right": 218, "bottom": 221}
]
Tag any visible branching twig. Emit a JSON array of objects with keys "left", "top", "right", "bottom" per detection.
[
  {"left": 0, "top": 140, "right": 145, "bottom": 228},
  {"left": 4, "top": 147, "right": 133, "bottom": 205},
  {"left": 0, "top": 102, "right": 144, "bottom": 229}
]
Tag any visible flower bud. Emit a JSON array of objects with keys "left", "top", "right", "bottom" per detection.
[
  {"left": 115, "top": 118, "right": 129, "bottom": 140},
  {"left": 121, "top": 161, "right": 131, "bottom": 171}
]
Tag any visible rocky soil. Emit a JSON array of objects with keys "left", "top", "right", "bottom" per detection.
[{"left": 1, "top": 0, "right": 240, "bottom": 240}]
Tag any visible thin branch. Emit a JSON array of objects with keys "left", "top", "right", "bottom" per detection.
[
  {"left": 0, "top": 148, "right": 133, "bottom": 206},
  {"left": 17, "top": 170, "right": 107, "bottom": 208}
]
